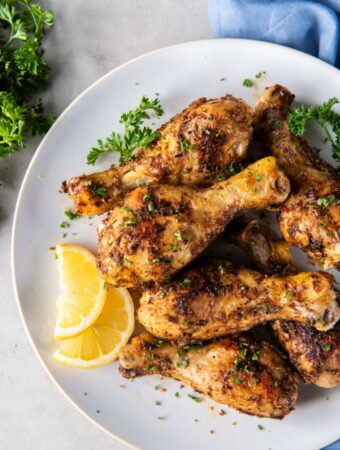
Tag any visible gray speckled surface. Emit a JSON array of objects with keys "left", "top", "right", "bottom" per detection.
[{"left": 0, "top": 2, "right": 210, "bottom": 448}]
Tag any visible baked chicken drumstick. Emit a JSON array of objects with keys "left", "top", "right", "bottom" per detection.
[
  {"left": 231, "top": 217, "right": 340, "bottom": 388},
  {"left": 255, "top": 85, "right": 340, "bottom": 269},
  {"left": 118, "top": 333, "right": 298, "bottom": 419},
  {"left": 138, "top": 259, "right": 339, "bottom": 342},
  {"left": 63, "top": 95, "right": 253, "bottom": 215},
  {"left": 97, "top": 156, "right": 290, "bottom": 287}
]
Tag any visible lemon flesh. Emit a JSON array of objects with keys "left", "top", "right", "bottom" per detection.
[
  {"left": 54, "top": 244, "right": 107, "bottom": 340},
  {"left": 53, "top": 287, "right": 134, "bottom": 368}
]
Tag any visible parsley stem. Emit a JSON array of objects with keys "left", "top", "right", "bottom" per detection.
[{"left": 321, "top": 122, "right": 336, "bottom": 148}]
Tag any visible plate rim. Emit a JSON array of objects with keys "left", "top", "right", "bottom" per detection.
[{"left": 11, "top": 38, "right": 340, "bottom": 450}]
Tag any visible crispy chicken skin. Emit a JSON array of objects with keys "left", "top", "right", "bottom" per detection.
[
  {"left": 138, "top": 260, "right": 340, "bottom": 342},
  {"left": 97, "top": 157, "right": 290, "bottom": 287},
  {"left": 272, "top": 321, "right": 340, "bottom": 388},
  {"left": 231, "top": 217, "right": 340, "bottom": 388},
  {"left": 63, "top": 95, "right": 253, "bottom": 216},
  {"left": 118, "top": 333, "right": 298, "bottom": 419},
  {"left": 255, "top": 85, "right": 340, "bottom": 269}
]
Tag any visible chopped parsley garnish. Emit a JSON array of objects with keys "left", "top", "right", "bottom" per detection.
[
  {"left": 147, "top": 201, "right": 156, "bottom": 212},
  {"left": 121, "top": 207, "right": 141, "bottom": 226},
  {"left": 257, "top": 424, "right": 265, "bottom": 431},
  {"left": 283, "top": 290, "right": 292, "bottom": 300},
  {"left": 321, "top": 343, "right": 331, "bottom": 352},
  {"left": 87, "top": 96, "right": 164, "bottom": 165},
  {"left": 174, "top": 230, "right": 184, "bottom": 241},
  {"left": 123, "top": 256, "right": 132, "bottom": 267},
  {"left": 255, "top": 71, "right": 266, "bottom": 79},
  {"left": 54, "top": 252, "right": 58, "bottom": 260},
  {"left": 154, "top": 339, "right": 164, "bottom": 347},
  {"left": 177, "top": 357, "right": 189, "bottom": 369},
  {"left": 155, "top": 401, "right": 161, "bottom": 406},
  {"left": 177, "top": 348, "right": 184, "bottom": 357},
  {"left": 90, "top": 185, "right": 108, "bottom": 197},
  {"left": 183, "top": 341, "right": 203, "bottom": 351},
  {"left": 273, "top": 120, "right": 281, "bottom": 129},
  {"left": 180, "top": 139, "right": 193, "bottom": 151},
  {"left": 252, "top": 186, "right": 258, "bottom": 195},
  {"left": 204, "top": 128, "right": 212, "bottom": 135},
  {"left": 180, "top": 278, "right": 191, "bottom": 287},
  {"left": 316, "top": 194, "right": 338, "bottom": 208},
  {"left": 234, "top": 358, "right": 251, "bottom": 373},
  {"left": 60, "top": 221, "right": 69, "bottom": 229},
  {"left": 218, "top": 265, "right": 225, "bottom": 275},
  {"left": 175, "top": 392, "right": 180, "bottom": 398},
  {"left": 64, "top": 209, "right": 80, "bottom": 220},
  {"left": 170, "top": 243, "right": 177, "bottom": 250},
  {"left": 243, "top": 78, "right": 253, "bottom": 87},
  {"left": 228, "top": 162, "right": 244, "bottom": 175},
  {"left": 143, "top": 194, "right": 150, "bottom": 201},
  {"left": 240, "top": 347, "right": 248, "bottom": 357},
  {"left": 177, "top": 342, "right": 203, "bottom": 357},
  {"left": 187, "top": 394, "right": 202, "bottom": 403},
  {"left": 152, "top": 258, "right": 161, "bottom": 264},
  {"left": 261, "top": 303, "right": 269, "bottom": 312},
  {"left": 255, "top": 173, "right": 264, "bottom": 181},
  {"left": 147, "top": 364, "right": 158, "bottom": 371},
  {"left": 231, "top": 376, "right": 241, "bottom": 385},
  {"left": 251, "top": 351, "right": 261, "bottom": 361},
  {"left": 288, "top": 98, "right": 340, "bottom": 162}
]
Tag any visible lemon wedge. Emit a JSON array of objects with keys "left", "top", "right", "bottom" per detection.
[
  {"left": 53, "top": 287, "right": 134, "bottom": 368},
  {"left": 54, "top": 243, "right": 107, "bottom": 340}
]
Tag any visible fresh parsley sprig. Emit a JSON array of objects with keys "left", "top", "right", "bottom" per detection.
[
  {"left": 0, "top": 0, "right": 54, "bottom": 159},
  {"left": 87, "top": 96, "right": 164, "bottom": 165},
  {"left": 288, "top": 98, "right": 340, "bottom": 162}
]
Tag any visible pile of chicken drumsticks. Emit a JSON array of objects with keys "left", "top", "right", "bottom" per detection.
[{"left": 62, "top": 85, "right": 340, "bottom": 419}]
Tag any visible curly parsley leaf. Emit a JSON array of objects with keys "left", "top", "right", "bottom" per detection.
[
  {"left": 87, "top": 96, "right": 164, "bottom": 165},
  {"left": 0, "top": 92, "right": 27, "bottom": 157},
  {"left": 0, "top": 0, "right": 54, "bottom": 159},
  {"left": 288, "top": 98, "right": 340, "bottom": 162}
]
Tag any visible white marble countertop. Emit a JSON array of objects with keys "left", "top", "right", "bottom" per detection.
[{"left": 0, "top": 1, "right": 210, "bottom": 448}]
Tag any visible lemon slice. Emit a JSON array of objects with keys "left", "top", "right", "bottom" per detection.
[
  {"left": 53, "top": 287, "right": 134, "bottom": 368},
  {"left": 54, "top": 243, "right": 107, "bottom": 340}
]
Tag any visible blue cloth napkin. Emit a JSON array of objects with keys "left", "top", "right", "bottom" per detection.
[
  {"left": 208, "top": 0, "right": 340, "bottom": 67},
  {"left": 321, "top": 440, "right": 340, "bottom": 450},
  {"left": 208, "top": 1, "right": 340, "bottom": 449}
]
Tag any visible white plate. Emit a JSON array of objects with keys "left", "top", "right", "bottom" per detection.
[{"left": 12, "top": 39, "right": 340, "bottom": 450}]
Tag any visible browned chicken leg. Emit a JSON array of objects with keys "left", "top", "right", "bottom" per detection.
[
  {"left": 272, "top": 321, "right": 340, "bottom": 388},
  {"left": 255, "top": 85, "right": 340, "bottom": 269},
  {"left": 97, "top": 157, "right": 290, "bottom": 287},
  {"left": 138, "top": 259, "right": 339, "bottom": 342},
  {"left": 231, "top": 217, "right": 340, "bottom": 388},
  {"left": 63, "top": 95, "right": 253, "bottom": 215},
  {"left": 229, "top": 218, "right": 296, "bottom": 275},
  {"left": 118, "top": 333, "right": 298, "bottom": 419}
]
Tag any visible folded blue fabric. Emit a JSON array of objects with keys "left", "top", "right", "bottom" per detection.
[
  {"left": 208, "top": 1, "right": 339, "bottom": 449},
  {"left": 320, "top": 441, "right": 340, "bottom": 450},
  {"left": 208, "top": 0, "right": 340, "bottom": 67}
]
